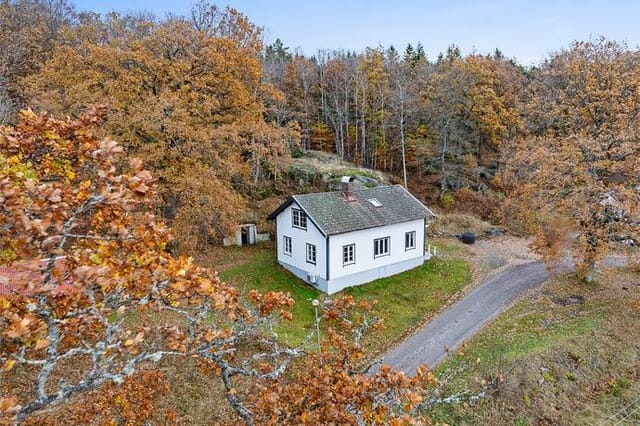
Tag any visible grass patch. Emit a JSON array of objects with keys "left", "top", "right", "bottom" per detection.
[
  {"left": 336, "top": 167, "right": 381, "bottom": 181},
  {"left": 218, "top": 248, "right": 321, "bottom": 346},
  {"left": 344, "top": 254, "right": 471, "bottom": 353},
  {"left": 428, "top": 269, "right": 640, "bottom": 425},
  {"left": 442, "top": 308, "right": 603, "bottom": 369},
  {"left": 214, "top": 242, "right": 471, "bottom": 354}
]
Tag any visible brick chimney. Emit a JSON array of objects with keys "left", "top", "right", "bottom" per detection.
[{"left": 341, "top": 176, "right": 356, "bottom": 201}]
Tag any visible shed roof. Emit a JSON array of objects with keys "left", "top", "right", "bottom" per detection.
[{"left": 268, "top": 185, "right": 436, "bottom": 236}]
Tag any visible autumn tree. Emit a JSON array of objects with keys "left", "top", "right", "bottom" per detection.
[
  {"left": 22, "top": 4, "right": 294, "bottom": 250},
  {"left": 0, "top": 0, "right": 75, "bottom": 123},
  {"left": 266, "top": 41, "right": 524, "bottom": 201},
  {"left": 0, "top": 108, "right": 244, "bottom": 421},
  {"left": 323, "top": 51, "right": 357, "bottom": 160},
  {"left": 262, "top": 38, "right": 294, "bottom": 127},
  {"left": 386, "top": 45, "right": 426, "bottom": 188},
  {"left": 503, "top": 39, "right": 640, "bottom": 271},
  {"left": 357, "top": 48, "right": 390, "bottom": 169},
  {"left": 284, "top": 54, "right": 322, "bottom": 150},
  {"left": 0, "top": 109, "right": 435, "bottom": 424},
  {"left": 243, "top": 295, "right": 436, "bottom": 424},
  {"left": 422, "top": 53, "right": 522, "bottom": 195}
]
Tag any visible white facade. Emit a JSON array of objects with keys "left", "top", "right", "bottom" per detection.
[
  {"left": 275, "top": 202, "right": 328, "bottom": 282},
  {"left": 275, "top": 202, "right": 429, "bottom": 294}
]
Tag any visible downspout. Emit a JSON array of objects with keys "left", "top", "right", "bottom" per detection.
[
  {"left": 423, "top": 218, "right": 426, "bottom": 257},
  {"left": 325, "top": 236, "right": 330, "bottom": 281}
]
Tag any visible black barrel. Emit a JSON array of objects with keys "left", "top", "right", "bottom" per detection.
[{"left": 460, "top": 232, "right": 476, "bottom": 244}]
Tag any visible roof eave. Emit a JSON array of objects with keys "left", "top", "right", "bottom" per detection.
[
  {"left": 266, "top": 197, "right": 295, "bottom": 220},
  {"left": 266, "top": 196, "right": 328, "bottom": 237},
  {"left": 397, "top": 185, "right": 437, "bottom": 218}
]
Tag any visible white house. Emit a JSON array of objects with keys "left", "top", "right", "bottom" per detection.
[{"left": 267, "top": 178, "right": 436, "bottom": 294}]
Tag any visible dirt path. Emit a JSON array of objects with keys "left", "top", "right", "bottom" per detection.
[{"left": 367, "top": 260, "right": 550, "bottom": 375}]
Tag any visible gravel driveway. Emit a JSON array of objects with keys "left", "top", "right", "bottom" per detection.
[{"left": 368, "top": 261, "right": 550, "bottom": 375}]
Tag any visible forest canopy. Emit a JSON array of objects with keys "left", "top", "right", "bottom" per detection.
[{"left": 1, "top": 1, "right": 637, "bottom": 266}]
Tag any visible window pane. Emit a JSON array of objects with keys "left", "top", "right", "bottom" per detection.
[
  {"left": 343, "top": 244, "right": 355, "bottom": 265},
  {"left": 306, "top": 243, "right": 316, "bottom": 264},
  {"left": 374, "top": 237, "right": 390, "bottom": 257},
  {"left": 293, "top": 209, "right": 307, "bottom": 229},
  {"left": 405, "top": 231, "right": 415, "bottom": 249},
  {"left": 284, "top": 236, "right": 292, "bottom": 255}
]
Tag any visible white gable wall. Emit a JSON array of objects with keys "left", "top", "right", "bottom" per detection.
[
  {"left": 326, "top": 218, "right": 425, "bottom": 293},
  {"left": 275, "top": 202, "right": 328, "bottom": 291}
]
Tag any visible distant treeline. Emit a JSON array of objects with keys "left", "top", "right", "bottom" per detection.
[{"left": 1, "top": 0, "right": 638, "bottom": 263}]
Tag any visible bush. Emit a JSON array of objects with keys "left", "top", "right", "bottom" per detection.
[
  {"left": 428, "top": 214, "right": 494, "bottom": 236},
  {"left": 441, "top": 191, "right": 455, "bottom": 210},
  {"left": 453, "top": 188, "right": 501, "bottom": 219},
  {"left": 290, "top": 145, "right": 305, "bottom": 158}
]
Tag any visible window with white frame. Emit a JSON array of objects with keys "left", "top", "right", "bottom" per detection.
[
  {"left": 306, "top": 243, "right": 316, "bottom": 264},
  {"left": 283, "top": 235, "right": 292, "bottom": 256},
  {"left": 374, "top": 237, "right": 390, "bottom": 258},
  {"left": 343, "top": 244, "right": 355, "bottom": 265},
  {"left": 292, "top": 208, "right": 307, "bottom": 230},
  {"left": 405, "top": 231, "right": 416, "bottom": 250}
]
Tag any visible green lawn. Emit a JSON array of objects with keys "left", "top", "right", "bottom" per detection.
[
  {"left": 216, "top": 241, "right": 471, "bottom": 354},
  {"left": 344, "top": 252, "right": 471, "bottom": 353},
  {"left": 218, "top": 249, "right": 321, "bottom": 346}
]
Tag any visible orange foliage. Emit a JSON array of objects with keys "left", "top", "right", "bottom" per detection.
[
  {"left": 24, "top": 370, "right": 171, "bottom": 426},
  {"left": 1, "top": 109, "right": 434, "bottom": 424},
  {"left": 238, "top": 295, "right": 436, "bottom": 425},
  {"left": 504, "top": 39, "right": 640, "bottom": 270},
  {"left": 0, "top": 109, "right": 241, "bottom": 421},
  {"left": 22, "top": 6, "right": 294, "bottom": 250}
]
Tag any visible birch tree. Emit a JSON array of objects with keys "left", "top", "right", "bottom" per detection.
[{"left": 387, "top": 46, "right": 424, "bottom": 188}]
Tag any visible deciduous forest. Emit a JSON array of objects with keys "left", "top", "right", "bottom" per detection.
[{"left": 0, "top": 0, "right": 638, "bottom": 424}]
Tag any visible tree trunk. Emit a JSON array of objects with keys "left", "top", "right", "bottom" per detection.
[
  {"left": 400, "top": 113, "right": 408, "bottom": 188},
  {"left": 439, "top": 112, "right": 453, "bottom": 197}
]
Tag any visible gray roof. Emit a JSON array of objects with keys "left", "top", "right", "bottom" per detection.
[{"left": 268, "top": 185, "right": 435, "bottom": 236}]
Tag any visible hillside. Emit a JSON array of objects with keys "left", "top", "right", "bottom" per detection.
[{"left": 249, "top": 149, "right": 397, "bottom": 231}]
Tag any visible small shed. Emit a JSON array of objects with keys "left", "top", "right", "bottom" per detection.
[{"left": 223, "top": 223, "right": 258, "bottom": 247}]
